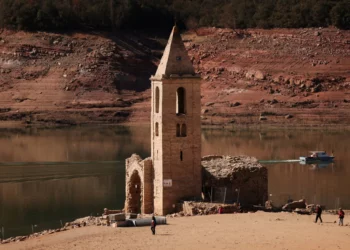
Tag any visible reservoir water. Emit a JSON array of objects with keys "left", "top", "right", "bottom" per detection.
[{"left": 0, "top": 125, "right": 349, "bottom": 237}]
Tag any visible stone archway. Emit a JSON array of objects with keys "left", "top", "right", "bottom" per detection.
[
  {"left": 126, "top": 170, "right": 142, "bottom": 213},
  {"left": 125, "top": 154, "right": 154, "bottom": 214}
]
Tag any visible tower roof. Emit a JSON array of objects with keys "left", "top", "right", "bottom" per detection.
[{"left": 155, "top": 26, "right": 196, "bottom": 78}]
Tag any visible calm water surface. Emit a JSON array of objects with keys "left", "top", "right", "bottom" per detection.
[{"left": 0, "top": 125, "right": 349, "bottom": 237}]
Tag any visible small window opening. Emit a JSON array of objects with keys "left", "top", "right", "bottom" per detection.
[
  {"left": 155, "top": 87, "right": 160, "bottom": 113},
  {"left": 176, "top": 124, "right": 181, "bottom": 137},
  {"left": 181, "top": 124, "right": 187, "bottom": 137},
  {"left": 157, "top": 150, "right": 159, "bottom": 160},
  {"left": 176, "top": 56, "right": 182, "bottom": 61},
  {"left": 176, "top": 87, "right": 186, "bottom": 114},
  {"left": 180, "top": 151, "right": 183, "bottom": 161},
  {"left": 155, "top": 122, "right": 159, "bottom": 136}
]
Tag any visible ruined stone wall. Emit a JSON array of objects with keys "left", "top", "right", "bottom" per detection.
[
  {"left": 182, "top": 201, "right": 240, "bottom": 215},
  {"left": 230, "top": 167, "right": 267, "bottom": 206},
  {"left": 202, "top": 155, "right": 268, "bottom": 206},
  {"left": 125, "top": 154, "right": 153, "bottom": 214},
  {"left": 151, "top": 77, "right": 202, "bottom": 215}
]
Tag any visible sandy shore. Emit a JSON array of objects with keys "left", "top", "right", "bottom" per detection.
[{"left": 1, "top": 212, "right": 349, "bottom": 250}]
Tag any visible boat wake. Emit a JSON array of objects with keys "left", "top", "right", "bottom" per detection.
[{"left": 258, "top": 159, "right": 300, "bottom": 164}]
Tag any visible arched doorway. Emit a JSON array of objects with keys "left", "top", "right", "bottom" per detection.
[
  {"left": 125, "top": 155, "right": 154, "bottom": 214},
  {"left": 126, "top": 170, "right": 142, "bottom": 214}
]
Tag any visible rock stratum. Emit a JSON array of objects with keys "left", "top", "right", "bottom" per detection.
[{"left": 0, "top": 27, "right": 349, "bottom": 126}]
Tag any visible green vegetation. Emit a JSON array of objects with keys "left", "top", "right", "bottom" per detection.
[{"left": 0, "top": 0, "right": 349, "bottom": 31}]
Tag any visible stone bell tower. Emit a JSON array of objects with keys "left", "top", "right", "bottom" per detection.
[{"left": 150, "top": 26, "right": 202, "bottom": 215}]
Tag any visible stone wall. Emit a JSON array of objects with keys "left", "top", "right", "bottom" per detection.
[
  {"left": 151, "top": 77, "right": 202, "bottom": 215},
  {"left": 202, "top": 155, "right": 268, "bottom": 206},
  {"left": 124, "top": 154, "right": 153, "bottom": 214}
]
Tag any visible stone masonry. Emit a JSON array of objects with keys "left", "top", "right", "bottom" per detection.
[
  {"left": 201, "top": 155, "right": 268, "bottom": 205},
  {"left": 125, "top": 26, "right": 202, "bottom": 215},
  {"left": 151, "top": 25, "right": 202, "bottom": 215},
  {"left": 124, "top": 154, "right": 153, "bottom": 214}
]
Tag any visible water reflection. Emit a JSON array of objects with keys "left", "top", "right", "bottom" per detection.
[
  {"left": 0, "top": 125, "right": 150, "bottom": 162},
  {"left": 201, "top": 128, "right": 350, "bottom": 209},
  {"left": 299, "top": 162, "right": 334, "bottom": 169},
  {"left": 308, "top": 162, "right": 334, "bottom": 169},
  {"left": 0, "top": 126, "right": 349, "bottom": 237},
  {"left": 0, "top": 168, "right": 125, "bottom": 237},
  {"left": 0, "top": 125, "right": 150, "bottom": 237}
]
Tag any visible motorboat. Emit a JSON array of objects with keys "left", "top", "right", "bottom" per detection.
[{"left": 299, "top": 151, "right": 334, "bottom": 164}]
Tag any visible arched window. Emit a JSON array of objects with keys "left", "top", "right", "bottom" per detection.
[
  {"left": 155, "top": 122, "right": 159, "bottom": 136},
  {"left": 176, "top": 87, "right": 186, "bottom": 114},
  {"left": 181, "top": 124, "right": 187, "bottom": 137},
  {"left": 180, "top": 151, "right": 183, "bottom": 161},
  {"left": 155, "top": 87, "right": 160, "bottom": 113},
  {"left": 176, "top": 124, "right": 181, "bottom": 137}
]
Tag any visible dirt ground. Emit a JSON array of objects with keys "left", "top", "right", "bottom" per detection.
[{"left": 2, "top": 212, "right": 349, "bottom": 250}]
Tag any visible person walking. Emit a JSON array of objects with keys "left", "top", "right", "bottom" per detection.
[
  {"left": 315, "top": 205, "right": 323, "bottom": 223},
  {"left": 151, "top": 214, "right": 157, "bottom": 235},
  {"left": 218, "top": 206, "right": 223, "bottom": 214},
  {"left": 338, "top": 208, "right": 345, "bottom": 226}
]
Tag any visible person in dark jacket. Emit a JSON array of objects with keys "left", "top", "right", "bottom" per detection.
[
  {"left": 151, "top": 214, "right": 157, "bottom": 235},
  {"left": 315, "top": 205, "right": 323, "bottom": 223},
  {"left": 338, "top": 208, "right": 345, "bottom": 226}
]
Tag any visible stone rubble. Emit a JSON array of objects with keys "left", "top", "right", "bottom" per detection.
[
  {"left": 182, "top": 201, "right": 240, "bottom": 216},
  {"left": 201, "top": 155, "right": 267, "bottom": 206},
  {"left": 202, "top": 155, "right": 265, "bottom": 181}
]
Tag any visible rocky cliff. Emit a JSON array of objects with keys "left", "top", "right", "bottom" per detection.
[{"left": 0, "top": 27, "right": 349, "bottom": 126}]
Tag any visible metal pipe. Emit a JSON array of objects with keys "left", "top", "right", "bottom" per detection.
[{"left": 127, "top": 216, "right": 167, "bottom": 227}]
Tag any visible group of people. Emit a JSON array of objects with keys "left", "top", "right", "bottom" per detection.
[
  {"left": 149, "top": 206, "right": 345, "bottom": 235},
  {"left": 315, "top": 205, "right": 345, "bottom": 226}
]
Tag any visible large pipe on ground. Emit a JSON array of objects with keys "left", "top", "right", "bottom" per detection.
[{"left": 128, "top": 216, "right": 167, "bottom": 227}]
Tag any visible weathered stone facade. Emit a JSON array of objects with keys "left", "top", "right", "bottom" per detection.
[
  {"left": 201, "top": 155, "right": 268, "bottom": 206},
  {"left": 124, "top": 154, "right": 153, "bottom": 214},
  {"left": 125, "top": 26, "right": 202, "bottom": 215}
]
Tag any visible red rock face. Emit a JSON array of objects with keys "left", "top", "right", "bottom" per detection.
[
  {"left": 183, "top": 27, "right": 350, "bottom": 126},
  {"left": 0, "top": 27, "right": 349, "bottom": 126},
  {"left": 0, "top": 30, "right": 154, "bottom": 126}
]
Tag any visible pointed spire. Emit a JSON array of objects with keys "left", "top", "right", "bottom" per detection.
[{"left": 155, "top": 26, "right": 196, "bottom": 78}]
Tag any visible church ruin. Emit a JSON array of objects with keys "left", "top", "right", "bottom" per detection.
[
  {"left": 125, "top": 26, "right": 202, "bottom": 215},
  {"left": 124, "top": 26, "right": 268, "bottom": 216}
]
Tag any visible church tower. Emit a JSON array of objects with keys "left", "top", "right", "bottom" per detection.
[{"left": 151, "top": 26, "right": 202, "bottom": 215}]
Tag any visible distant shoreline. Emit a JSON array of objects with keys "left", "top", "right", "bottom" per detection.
[{"left": 1, "top": 121, "right": 350, "bottom": 130}]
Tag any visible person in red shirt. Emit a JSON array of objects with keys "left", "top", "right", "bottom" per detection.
[
  {"left": 338, "top": 208, "right": 345, "bottom": 226},
  {"left": 218, "top": 206, "right": 223, "bottom": 214}
]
